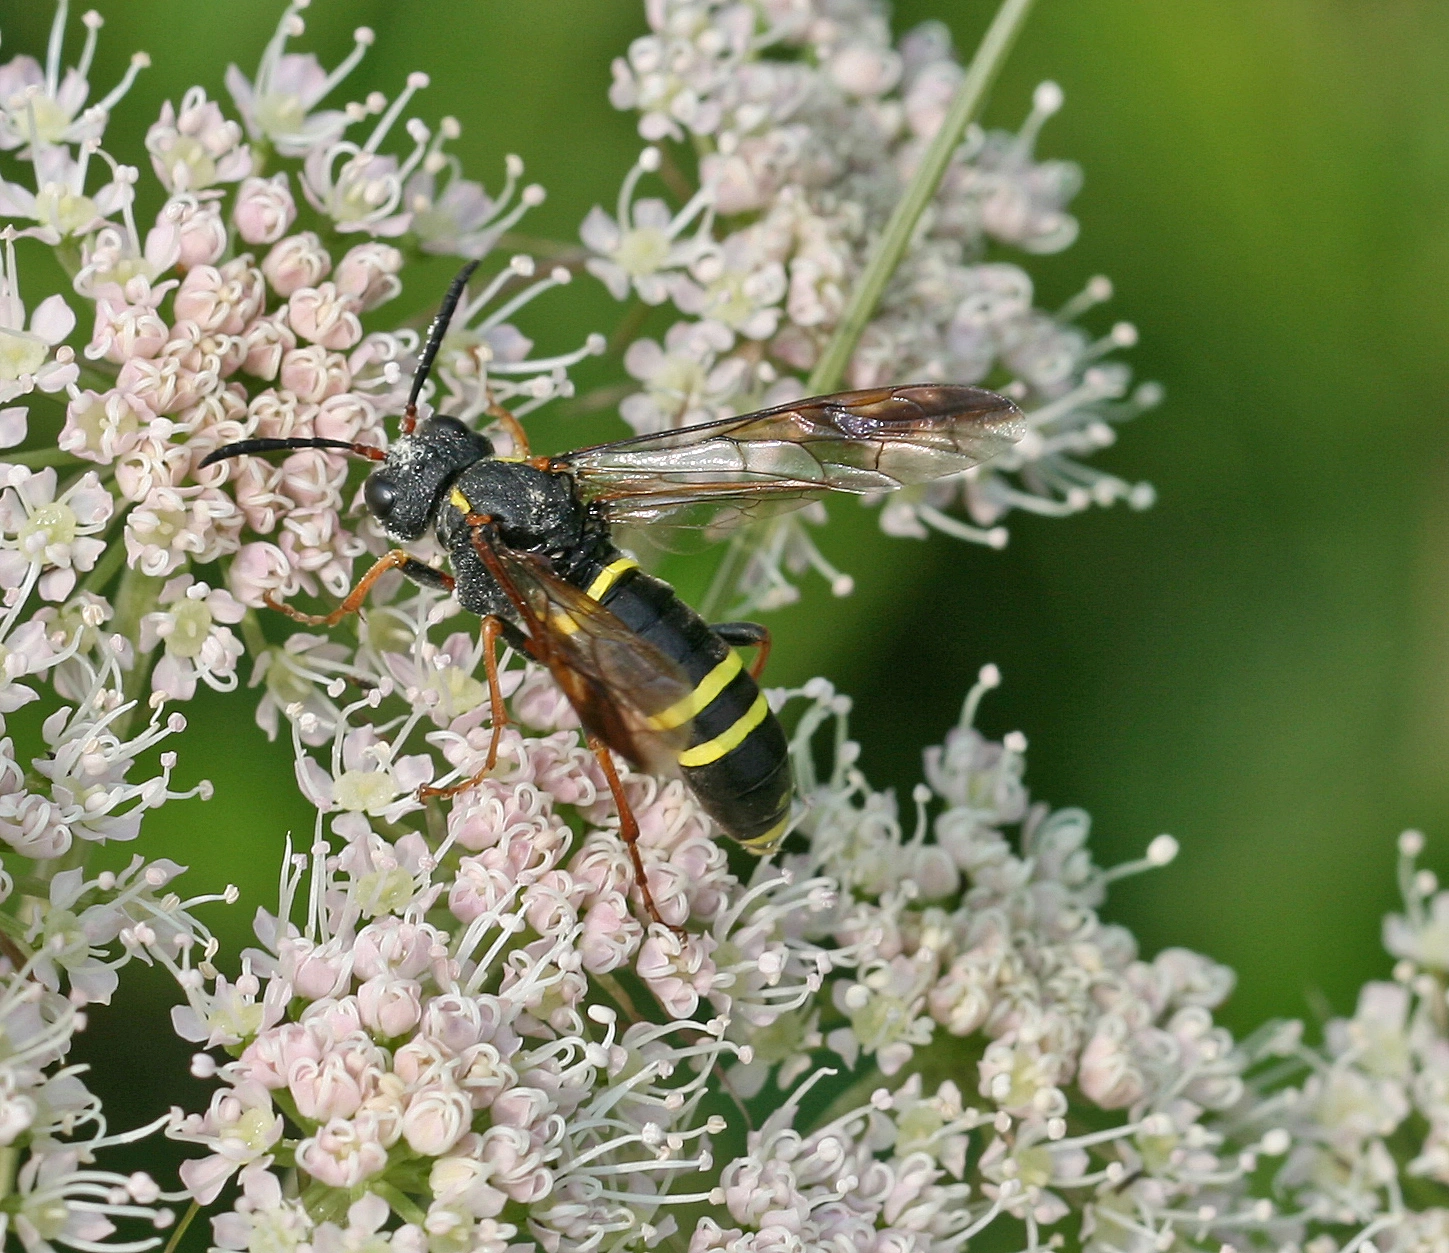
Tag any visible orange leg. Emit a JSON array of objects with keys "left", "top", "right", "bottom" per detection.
[
  {"left": 486, "top": 396, "right": 530, "bottom": 459},
  {"left": 587, "top": 733, "right": 678, "bottom": 933},
  {"left": 419, "top": 616, "right": 511, "bottom": 801},
  {"left": 747, "top": 636, "right": 770, "bottom": 680},
  {"left": 265, "top": 550, "right": 426, "bottom": 626}
]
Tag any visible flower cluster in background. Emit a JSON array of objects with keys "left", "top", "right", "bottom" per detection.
[
  {"left": 0, "top": 5, "right": 1435, "bottom": 1253},
  {"left": 589, "top": 0, "right": 1160, "bottom": 611}
]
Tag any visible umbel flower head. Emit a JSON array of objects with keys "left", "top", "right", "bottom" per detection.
[
  {"left": 590, "top": 5, "right": 1162, "bottom": 613},
  {"left": 160, "top": 639, "right": 1449, "bottom": 1253},
  {"left": 0, "top": 4, "right": 1434, "bottom": 1253}
]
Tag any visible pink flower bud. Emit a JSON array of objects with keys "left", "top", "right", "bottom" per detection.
[
  {"left": 278, "top": 936, "right": 353, "bottom": 1000},
  {"left": 89, "top": 297, "right": 169, "bottom": 363},
  {"left": 400, "top": 1081, "right": 472, "bottom": 1156},
  {"left": 1077, "top": 1021, "right": 1145, "bottom": 1109},
  {"left": 233, "top": 173, "right": 297, "bottom": 245},
  {"left": 429, "top": 1150, "right": 508, "bottom": 1219},
  {"left": 334, "top": 242, "right": 403, "bottom": 312},
  {"left": 239, "top": 1022, "right": 322, "bottom": 1089},
  {"left": 828, "top": 43, "right": 902, "bottom": 97},
  {"left": 314, "top": 393, "right": 377, "bottom": 444},
  {"left": 228, "top": 541, "right": 294, "bottom": 607},
  {"left": 288, "top": 283, "right": 363, "bottom": 350},
  {"left": 239, "top": 311, "right": 297, "bottom": 381},
  {"left": 489, "top": 1086, "right": 550, "bottom": 1129},
  {"left": 453, "top": 1042, "right": 514, "bottom": 1109},
  {"left": 174, "top": 258, "right": 266, "bottom": 335},
  {"left": 295, "top": 1117, "right": 389, "bottom": 1188},
  {"left": 175, "top": 381, "right": 249, "bottom": 439},
  {"left": 116, "top": 355, "right": 204, "bottom": 416},
  {"left": 579, "top": 893, "right": 640, "bottom": 973},
  {"left": 417, "top": 994, "right": 489, "bottom": 1055},
  {"left": 279, "top": 346, "right": 352, "bottom": 403},
  {"left": 288, "top": 1047, "right": 374, "bottom": 1121},
  {"left": 356, "top": 975, "right": 423, "bottom": 1039},
  {"left": 262, "top": 231, "right": 332, "bottom": 297},
  {"left": 248, "top": 388, "right": 313, "bottom": 441},
  {"left": 228, "top": 458, "right": 287, "bottom": 533},
  {"left": 352, "top": 918, "right": 440, "bottom": 982},
  {"left": 279, "top": 450, "right": 346, "bottom": 509},
  {"left": 115, "top": 430, "right": 190, "bottom": 503},
  {"left": 160, "top": 195, "right": 228, "bottom": 270}
]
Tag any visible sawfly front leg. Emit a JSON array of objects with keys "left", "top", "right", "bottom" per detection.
[
  {"left": 399, "top": 558, "right": 455, "bottom": 594},
  {"left": 587, "top": 733, "right": 681, "bottom": 934},
  {"left": 418, "top": 615, "right": 519, "bottom": 802},
  {"left": 712, "top": 620, "right": 771, "bottom": 680},
  {"left": 485, "top": 394, "right": 530, "bottom": 459},
  {"left": 264, "top": 549, "right": 443, "bottom": 626}
]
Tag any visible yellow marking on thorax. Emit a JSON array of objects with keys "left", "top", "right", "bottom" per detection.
[
  {"left": 648, "top": 650, "right": 742, "bottom": 731},
  {"left": 585, "top": 557, "right": 639, "bottom": 601},
  {"left": 449, "top": 486, "right": 472, "bottom": 512},
  {"left": 677, "top": 691, "right": 768, "bottom": 768}
]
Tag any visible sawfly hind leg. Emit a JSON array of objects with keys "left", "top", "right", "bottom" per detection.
[
  {"left": 265, "top": 551, "right": 454, "bottom": 625},
  {"left": 712, "top": 620, "right": 771, "bottom": 680},
  {"left": 587, "top": 733, "right": 684, "bottom": 935},
  {"left": 418, "top": 615, "right": 515, "bottom": 802}
]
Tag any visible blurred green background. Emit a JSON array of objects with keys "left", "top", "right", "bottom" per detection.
[{"left": 7, "top": 0, "right": 1449, "bottom": 1215}]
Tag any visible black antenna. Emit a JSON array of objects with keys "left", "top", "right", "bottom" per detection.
[
  {"left": 405, "top": 259, "right": 480, "bottom": 424},
  {"left": 198, "top": 437, "right": 386, "bottom": 468}
]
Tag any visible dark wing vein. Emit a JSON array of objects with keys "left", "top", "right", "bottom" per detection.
[{"left": 558, "top": 384, "right": 1023, "bottom": 532}]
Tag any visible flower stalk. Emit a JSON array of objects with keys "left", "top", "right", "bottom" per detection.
[{"left": 808, "top": 0, "right": 1039, "bottom": 394}]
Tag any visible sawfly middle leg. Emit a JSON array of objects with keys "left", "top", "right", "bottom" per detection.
[{"left": 418, "top": 614, "right": 517, "bottom": 802}]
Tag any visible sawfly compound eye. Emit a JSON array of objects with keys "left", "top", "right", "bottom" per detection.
[{"left": 364, "top": 475, "right": 398, "bottom": 520}]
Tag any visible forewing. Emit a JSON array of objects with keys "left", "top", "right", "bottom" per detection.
[
  {"left": 489, "top": 545, "right": 694, "bottom": 775},
  {"left": 560, "top": 384, "right": 1023, "bottom": 533}
]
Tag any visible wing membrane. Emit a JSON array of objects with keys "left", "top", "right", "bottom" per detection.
[
  {"left": 559, "top": 384, "right": 1023, "bottom": 532},
  {"left": 474, "top": 530, "right": 693, "bottom": 775}
]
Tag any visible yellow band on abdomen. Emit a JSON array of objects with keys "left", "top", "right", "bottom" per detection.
[
  {"left": 584, "top": 557, "right": 639, "bottom": 601},
  {"left": 648, "top": 650, "right": 742, "bottom": 731},
  {"left": 677, "top": 692, "right": 769, "bottom": 767},
  {"left": 740, "top": 812, "right": 792, "bottom": 855}
]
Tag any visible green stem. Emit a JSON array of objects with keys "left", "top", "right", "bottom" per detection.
[
  {"left": 0, "top": 1145, "right": 16, "bottom": 1202},
  {"left": 494, "top": 232, "right": 589, "bottom": 263},
  {"left": 109, "top": 564, "right": 165, "bottom": 740},
  {"left": 239, "top": 608, "right": 269, "bottom": 658},
  {"left": 79, "top": 529, "right": 128, "bottom": 595},
  {"left": 373, "top": 1182, "right": 428, "bottom": 1227},
  {"left": 161, "top": 1200, "right": 199, "bottom": 1253},
  {"left": 4, "top": 446, "right": 78, "bottom": 468},
  {"left": 806, "top": 0, "right": 1038, "bottom": 394},
  {"left": 607, "top": 298, "right": 651, "bottom": 357}
]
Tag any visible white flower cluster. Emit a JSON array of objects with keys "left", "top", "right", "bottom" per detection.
[
  {"left": 0, "top": 7, "right": 1434, "bottom": 1253},
  {"left": 164, "top": 585, "right": 838, "bottom": 1253},
  {"left": 0, "top": 0, "right": 599, "bottom": 694},
  {"left": 0, "top": 2, "right": 609, "bottom": 1246},
  {"left": 588, "top": 0, "right": 1161, "bottom": 611},
  {"left": 163, "top": 630, "right": 1449, "bottom": 1253}
]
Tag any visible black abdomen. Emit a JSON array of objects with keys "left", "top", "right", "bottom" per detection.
[{"left": 578, "top": 556, "right": 792, "bottom": 849}]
